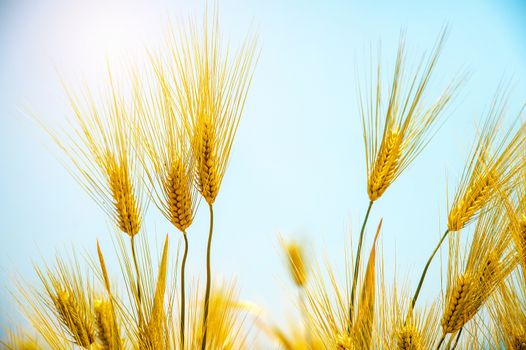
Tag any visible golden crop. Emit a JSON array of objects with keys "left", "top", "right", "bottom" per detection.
[{"left": 3, "top": 9, "right": 526, "bottom": 350}]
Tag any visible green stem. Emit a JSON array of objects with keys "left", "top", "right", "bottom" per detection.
[
  {"left": 130, "top": 235, "right": 142, "bottom": 305},
  {"left": 180, "top": 231, "right": 189, "bottom": 349},
  {"left": 349, "top": 200, "right": 374, "bottom": 325},
  {"left": 130, "top": 235, "right": 144, "bottom": 327},
  {"left": 201, "top": 203, "right": 214, "bottom": 350},
  {"left": 410, "top": 229, "right": 450, "bottom": 313},
  {"left": 451, "top": 328, "right": 463, "bottom": 350},
  {"left": 436, "top": 334, "right": 446, "bottom": 350}
]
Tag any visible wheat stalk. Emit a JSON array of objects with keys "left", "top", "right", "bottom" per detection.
[
  {"left": 410, "top": 91, "right": 524, "bottom": 315},
  {"left": 360, "top": 31, "right": 460, "bottom": 204},
  {"left": 440, "top": 205, "right": 517, "bottom": 346},
  {"left": 353, "top": 30, "right": 461, "bottom": 324},
  {"left": 134, "top": 53, "right": 200, "bottom": 349},
  {"left": 42, "top": 68, "right": 147, "bottom": 326},
  {"left": 167, "top": 10, "right": 258, "bottom": 349}
]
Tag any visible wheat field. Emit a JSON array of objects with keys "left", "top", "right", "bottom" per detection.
[{"left": 1, "top": 2, "right": 526, "bottom": 349}]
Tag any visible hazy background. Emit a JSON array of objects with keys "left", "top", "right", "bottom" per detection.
[{"left": 1, "top": 0, "right": 526, "bottom": 345}]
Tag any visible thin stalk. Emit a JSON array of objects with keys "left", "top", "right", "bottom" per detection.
[
  {"left": 410, "top": 229, "right": 450, "bottom": 313},
  {"left": 130, "top": 235, "right": 142, "bottom": 307},
  {"left": 349, "top": 200, "right": 374, "bottom": 324},
  {"left": 130, "top": 235, "right": 145, "bottom": 328},
  {"left": 201, "top": 203, "right": 214, "bottom": 350},
  {"left": 436, "top": 334, "right": 446, "bottom": 350},
  {"left": 451, "top": 328, "right": 463, "bottom": 350},
  {"left": 180, "top": 230, "right": 189, "bottom": 349}
]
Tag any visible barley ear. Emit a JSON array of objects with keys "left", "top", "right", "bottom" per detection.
[
  {"left": 368, "top": 129, "right": 403, "bottom": 201},
  {"left": 53, "top": 290, "right": 96, "bottom": 348},
  {"left": 94, "top": 299, "right": 122, "bottom": 350},
  {"left": 396, "top": 323, "right": 424, "bottom": 350},
  {"left": 280, "top": 237, "right": 309, "bottom": 288},
  {"left": 441, "top": 274, "right": 472, "bottom": 334}
]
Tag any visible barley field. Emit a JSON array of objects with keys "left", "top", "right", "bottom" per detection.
[{"left": 1, "top": 1, "right": 526, "bottom": 349}]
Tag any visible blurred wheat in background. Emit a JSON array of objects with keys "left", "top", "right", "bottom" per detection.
[{"left": 2, "top": 3, "right": 526, "bottom": 350}]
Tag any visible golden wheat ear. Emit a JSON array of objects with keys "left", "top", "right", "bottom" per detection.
[
  {"left": 361, "top": 30, "right": 461, "bottom": 203},
  {"left": 133, "top": 59, "right": 198, "bottom": 232},
  {"left": 488, "top": 271, "right": 526, "bottom": 348},
  {"left": 41, "top": 68, "right": 145, "bottom": 238},
  {"left": 377, "top": 268, "right": 441, "bottom": 350},
  {"left": 354, "top": 32, "right": 462, "bottom": 324},
  {"left": 396, "top": 323, "right": 425, "bottom": 350},
  {"left": 441, "top": 204, "right": 518, "bottom": 339},
  {"left": 132, "top": 59, "right": 197, "bottom": 348},
  {"left": 25, "top": 253, "right": 97, "bottom": 349},
  {"left": 279, "top": 236, "right": 310, "bottom": 288},
  {"left": 165, "top": 11, "right": 258, "bottom": 350},
  {"left": 94, "top": 298, "right": 123, "bottom": 350},
  {"left": 447, "top": 90, "right": 524, "bottom": 232},
  {"left": 169, "top": 11, "right": 258, "bottom": 205}
]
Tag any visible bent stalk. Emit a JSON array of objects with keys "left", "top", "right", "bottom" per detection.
[
  {"left": 349, "top": 200, "right": 374, "bottom": 324},
  {"left": 410, "top": 229, "right": 450, "bottom": 314},
  {"left": 201, "top": 203, "right": 214, "bottom": 350},
  {"left": 130, "top": 235, "right": 143, "bottom": 324},
  {"left": 436, "top": 334, "right": 446, "bottom": 350},
  {"left": 180, "top": 231, "right": 189, "bottom": 349}
]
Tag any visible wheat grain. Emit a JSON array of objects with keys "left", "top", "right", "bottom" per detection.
[
  {"left": 53, "top": 291, "right": 95, "bottom": 348},
  {"left": 165, "top": 160, "right": 194, "bottom": 231},
  {"left": 194, "top": 117, "right": 220, "bottom": 205},
  {"left": 368, "top": 128, "right": 403, "bottom": 201},
  {"left": 94, "top": 299, "right": 121, "bottom": 350},
  {"left": 106, "top": 152, "right": 142, "bottom": 237},
  {"left": 447, "top": 170, "right": 497, "bottom": 232},
  {"left": 396, "top": 324, "right": 424, "bottom": 350},
  {"left": 168, "top": 12, "right": 258, "bottom": 350},
  {"left": 441, "top": 274, "right": 471, "bottom": 334}
]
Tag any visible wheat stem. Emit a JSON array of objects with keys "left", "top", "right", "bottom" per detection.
[
  {"left": 180, "top": 231, "right": 189, "bottom": 349},
  {"left": 130, "top": 236, "right": 142, "bottom": 319},
  {"left": 451, "top": 328, "right": 462, "bottom": 350},
  {"left": 436, "top": 334, "right": 446, "bottom": 350},
  {"left": 410, "top": 229, "right": 450, "bottom": 313},
  {"left": 201, "top": 203, "right": 214, "bottom": 350},
  {"left": 349, "top": 200, "right": 374, "bottom": 325}
]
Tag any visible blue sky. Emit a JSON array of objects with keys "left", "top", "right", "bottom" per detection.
[{"left": 1, "top": 0, "right": 526, "bottom": 343}]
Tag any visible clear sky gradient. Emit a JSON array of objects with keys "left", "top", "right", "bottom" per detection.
[{"left": 1, "top": 0, "right": 526, "bottom": 343}]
